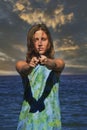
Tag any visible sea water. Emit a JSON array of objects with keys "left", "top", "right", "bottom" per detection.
[{"left": 0, "top": 75, "right": 87, "bottom": 130}]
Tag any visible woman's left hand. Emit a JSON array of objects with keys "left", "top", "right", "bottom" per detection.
[{"left": 39, "top": 55, "right": 48, "bottom": 65}]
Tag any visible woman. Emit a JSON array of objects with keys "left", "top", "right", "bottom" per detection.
[{"left": 16, "top": 23, "right": 65, "bottom": 130}]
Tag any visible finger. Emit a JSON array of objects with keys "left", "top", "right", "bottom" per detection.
[
  {"left": 29, "top": 63, "right": 36, "bottom": 68},
  {"left": 39, "top": 58, "right": 48, "bottom": 64},
  {"left": 33, "top": 57, "right": 39, "bottom": 63}
]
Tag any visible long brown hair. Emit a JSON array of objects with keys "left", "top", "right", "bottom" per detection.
[{"left": 26, "top": 23, "right": 54, "bottom": 63}]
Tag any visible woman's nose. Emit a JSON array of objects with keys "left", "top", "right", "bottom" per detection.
[{"left": 38, "top": 39, "right": 42, "bottom": 45}]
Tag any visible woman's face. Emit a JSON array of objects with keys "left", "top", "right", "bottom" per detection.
[{"left": 33, "top": 30, "right": 50, "bottom": 55}]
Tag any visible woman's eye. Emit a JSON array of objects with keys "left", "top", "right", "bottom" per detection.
[
  {"left": 42, "top": 38, "right": 46, "bottom": 41},
  {"left": 33, "top": 37, "right": 47, "bottom": 42},
  {"left": 34, "top": 38, "right": 39, "bottom": 42},
  {"left": 36, "top": 38, "right": 39, "bottom": 41}
]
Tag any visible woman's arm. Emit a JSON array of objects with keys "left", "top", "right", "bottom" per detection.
[
  {"left": 16, "top": 60, "right": 33, "bottom": 76},
  {"left": 16, "top": 57, "right": 39, "bottom": 76},
  {"left": 16, "top": 56, "right": 65, "bottom": 76},
  {"left": 46, "top": 58, "right": 65, "bottom": 74},
  {"left": 39, "top": 55, "right": 65, "bottom": 75}
]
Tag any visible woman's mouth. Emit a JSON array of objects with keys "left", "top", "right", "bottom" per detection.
[{"left": 38, "top": 48, "right": 43, "bottom": 51}]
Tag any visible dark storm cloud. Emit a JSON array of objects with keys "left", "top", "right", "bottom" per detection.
[{"left": 0, "top": 0, "right": 87, "bottom": 74}]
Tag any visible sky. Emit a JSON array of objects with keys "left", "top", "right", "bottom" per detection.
[{"left": 0, "top": 0, "right": 87, "bottom": 75}]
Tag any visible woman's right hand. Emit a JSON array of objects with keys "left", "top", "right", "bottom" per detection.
[
  {"left": 29, "top": 57, "right": 39, "bottom": 68},
  {"left": 16, "top": 57, "right": 39, "bottom": 76}
]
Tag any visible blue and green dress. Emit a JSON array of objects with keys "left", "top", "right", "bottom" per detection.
[{"left": 17, "top": 64, "right": 61, "bottom": 130}]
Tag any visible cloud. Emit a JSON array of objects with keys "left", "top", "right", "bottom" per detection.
[
  {"left": 13, "top": 0, "right": 31, "bottom": 12},
  {"left": 36, "top": 0, "right": 50, "bottom": 3},
  {"left": 12, "top": 1, "right": 74, "bottom": 29},
  {"left": 54, "top": 38, "right": 79, "bottom": 52},
  {"left": 66, "top": 64, "right": 87, "bottom": 69},
  {"left": 0, "top": 70, "right": 17, "bottom": 75},
  {"left": 13, "top": 44, "right": 26, "bottom": 53},
  {"left": 84, "top": 44, "right": 87, "bottom": 47},
  {"left": 0, "top": 51, "right": 15, "bottom": 62},
  {"left": 64, "top": 63, "right": 87, "bottom": 75},
  {"left": 44, "top": 0, "right": 50, "bottom": 3},
  {"left": 55, "top": 45, "right": 79, "bottom": 52},
  {"left": 14, "top": 2, "right": 25, "bottom": 11}
]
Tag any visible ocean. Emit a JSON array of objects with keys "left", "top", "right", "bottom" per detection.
[{"left": 0, "top": 75, "right": 87, "bottom": 130}]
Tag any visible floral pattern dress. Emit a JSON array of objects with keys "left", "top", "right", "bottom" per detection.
[{"left": 17, "top": 64, "right": 61, "bottom": 130}]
